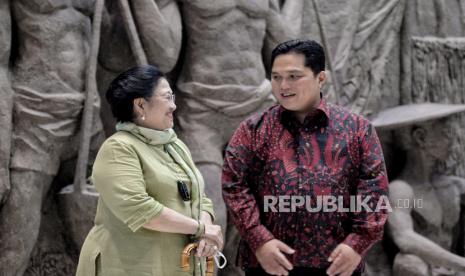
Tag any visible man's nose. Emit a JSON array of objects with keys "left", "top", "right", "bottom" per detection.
[{"left": 279, "top": 77, "right": 290, "bottom": 88}]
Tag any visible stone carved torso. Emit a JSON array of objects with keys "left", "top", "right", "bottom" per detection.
[
  {"left": 13, "top": 0, "right": 94, "bottom": 92},
  {"left": 411, "top": 181, "right": 461, "bottom": 250},
  {"left": 10, "top": 0, "right": 97, "bottom": 174},
  {"left": 180, "top": 0, "right": 271, "bottom": 86}
]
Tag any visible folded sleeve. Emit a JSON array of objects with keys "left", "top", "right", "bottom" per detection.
[
  {"left": 201, "top": 194, "right": 216, "bottom": 222},
  {"left": 92, "top": 138, "right": 164, "bottom": 232}
]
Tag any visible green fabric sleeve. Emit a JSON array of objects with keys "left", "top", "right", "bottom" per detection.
[
  {"left": 201, "top": 194, "right": 216, "bottom": 222},
  {"left": 92, "top": 138, "right": 164, "bottom": 232}
]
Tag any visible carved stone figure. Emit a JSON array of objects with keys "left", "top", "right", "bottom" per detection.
[
  {"left": 298, "top": 0, "right": 404, "bottom": 117},
  {"left": 401, "top": 0, "right": 465, "bottom": 105},
  {"left": 0, "top": 1, "right": 101, "bottom": 275},
  {"left": 0, "top": 0, "right": 13, "bottom": 205},
  {"left": 175, "top": 1, "right": 302, "bottom": 274},
  {"left": 98, "top": 0, "right": 182, "bottom": 136},
  {"left": 402, "top": 0, "right": 465, "bottom": 178},
  {"left": 372, "top": 103, "right": 465, "bottom": 276}
]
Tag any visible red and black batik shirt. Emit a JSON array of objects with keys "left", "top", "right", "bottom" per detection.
[{"left": 222, "top": 98, "right": 388, "bottom": 269}]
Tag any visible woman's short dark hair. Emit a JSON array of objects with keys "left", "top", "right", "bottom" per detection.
[
  {"left": 106, "top": 65, "right": 165, "bottom": 122},
  {"left": 271, "top": 39, "right": 325, "bottom": 75}
]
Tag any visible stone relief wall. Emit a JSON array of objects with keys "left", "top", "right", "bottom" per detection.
[
  {"left": 299, "top": 0, "right": 404, "bottom": 117},
  {"left": 401, "top": 0, "right": 465, "bottom": 178},
  {"left": 410, "top": 37, "right": 465, "bottom": 177},
  {"left": 0, "top": 0, "right": 13, "bottom": 206},
  {"left": 0, "top": 0, "right": 464, "bottom": 275}
]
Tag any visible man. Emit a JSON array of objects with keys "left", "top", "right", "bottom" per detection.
[{"left": 222, "top": 39, "right": 388, "bottom": 276}]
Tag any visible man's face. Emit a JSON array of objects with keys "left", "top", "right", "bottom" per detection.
[{"left": 271, "top": 53, "right": 326, "bottom": 120}]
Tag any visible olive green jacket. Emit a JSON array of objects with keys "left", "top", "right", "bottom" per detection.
[{"left": 76, "top": 124, "right": 215, "bottom": 276}]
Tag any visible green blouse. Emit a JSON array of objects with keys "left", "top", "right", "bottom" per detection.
[{"left": 76, "top": 123, "right": 215, "bottom": 276}]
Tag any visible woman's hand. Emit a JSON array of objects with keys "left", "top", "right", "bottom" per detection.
[
  {"left": 196, "top": 211, "right": 223, "bottom": 257},
  {"left": 203, "top": 224, "right": 223, "bottom": 250},
  {"left": 196, "top": 238, "right": 219, "bottom": 257},
  {"left": 199, "top": 211, "right": 223, "bottom": 250}
]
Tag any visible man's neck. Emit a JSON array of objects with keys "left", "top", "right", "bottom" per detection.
[
  {"left": 294, "top": 112, "right": 308, "bottom": 124},
  {"left": 293, "top": 99, "right": 321, "bottom": 124}
]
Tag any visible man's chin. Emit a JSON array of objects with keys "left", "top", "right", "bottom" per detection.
[{"left": 280, "top": 103, "right": 299, "bottom": 111}]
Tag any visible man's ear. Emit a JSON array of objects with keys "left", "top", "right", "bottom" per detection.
[
  {"left": 318, "top": 71, "right": 327, "bottom": 88},
  {"left": 412, "top": 127, "right": 427, "bottom": 148}
]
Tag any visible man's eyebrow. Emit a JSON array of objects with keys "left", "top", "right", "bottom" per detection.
[
  {"left": 271, "top": 69, "right": 304, "bottom": 74},
  {"left": 286, "top": 69, "right": 304, "bottom": 73}
]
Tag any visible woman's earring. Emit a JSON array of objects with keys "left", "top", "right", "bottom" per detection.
[{"left": 141, "top": 114, "right": 146, "bottom": 121}]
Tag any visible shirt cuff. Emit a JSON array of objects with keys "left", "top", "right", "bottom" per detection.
[
  {"left": 127, "top": 204, "right": 164, "bottom": 232},
  {"left": 244, "top": 224, "right": 275, "bottom": 253},
  {"left": 342, "top": 233, "right": 374, "bottom": 257},
  {"left": 201, "top": 197, "right": 216, "bottom": 222}
]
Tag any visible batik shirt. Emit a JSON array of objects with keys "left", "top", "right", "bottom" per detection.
[{"left": 222, "top": 98, "right": 388, "bottom": 269}]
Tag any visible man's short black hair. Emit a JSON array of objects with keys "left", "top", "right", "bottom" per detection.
[
  {"left": 106, "top": 65, "right": 165, "bottom": 122},
  {"left": 271, "top": 39, "right": 325, "bottom": 74}
]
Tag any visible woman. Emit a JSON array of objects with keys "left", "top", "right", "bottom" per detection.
[{"left": 76, "top": 65, "right": 223, "bottom": 276}]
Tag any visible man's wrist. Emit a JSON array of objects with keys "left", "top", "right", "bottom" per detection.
[
  {"left": 244, "top": 224, "right": 275, "bottom": 253},
  {"left": 342, "top": 233, "right": 369, "bottom": 257}
]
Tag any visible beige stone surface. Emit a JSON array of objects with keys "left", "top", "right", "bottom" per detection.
[
  {"left": 0, "top": 0, "right": 465, "bottom": 275},
  {"left": 0, "top": 0, "right": 13, "bottom": 205}
]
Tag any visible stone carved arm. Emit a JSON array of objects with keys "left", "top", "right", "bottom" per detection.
[
  {"left": 388, "top": 179, "right": 465, "bottom": 271},
  {"left": 131, "top": 0, "right": 182, "bottom": 72},
  {"left": 263, "top": 0, "right": 304, "bottom": 69},
  {"left": 433, "top": 175, "right": 465, "bottom": 201},
  {"left": 280, "top": 0, "right": 304, "bottom": 38}
]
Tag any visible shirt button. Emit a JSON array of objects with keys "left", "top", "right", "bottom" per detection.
[{"left": 305, "top": 142, "right": 310, "bottom": 147}]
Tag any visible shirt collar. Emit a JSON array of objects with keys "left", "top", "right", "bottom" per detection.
[{"left": 279, "top": 94, "right": 329, "bottom": 131}]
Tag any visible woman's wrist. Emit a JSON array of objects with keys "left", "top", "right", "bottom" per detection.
[
  {"left": 200, "top": 211, "right": 213, "bottom": 225},
  {"left": 193, "top": 220, "right": 205, "bottom": 239}
]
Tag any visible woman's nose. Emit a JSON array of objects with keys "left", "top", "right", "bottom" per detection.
[{"left": 170, "top": 102, "right": 177, "bottom": 111}]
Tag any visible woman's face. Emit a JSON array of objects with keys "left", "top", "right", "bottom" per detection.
[{"left": 135, "top": 78, "right": 176, "bottom": 130}]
